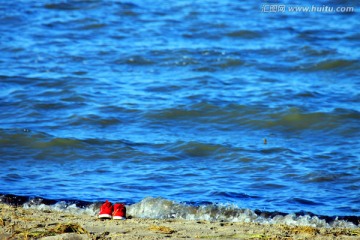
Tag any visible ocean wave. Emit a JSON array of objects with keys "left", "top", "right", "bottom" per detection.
[
  {"left": 226, "top": 30, "right": 262, "bottom": 39},
  {"left": 119, "top": 48, "right": 247, "bottom": 70},
  {"left": 43, "top": 1, "right": 101, "bottom": 11},
  {"left": 1, "top": 195, "right": 358, "bottom": 228},
  {"left": 303, "top": 59, "right": 359, "bottom": 72},
  {"left": 146, "top": 103, "right": 359, "bottom": 134},
  {"left": 0, "top": 129, "right": 83, "bottom": 150}
]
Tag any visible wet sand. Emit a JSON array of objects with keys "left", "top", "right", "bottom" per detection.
[{"left": 0, "top": 203, "right": 359, "bottom": 239}]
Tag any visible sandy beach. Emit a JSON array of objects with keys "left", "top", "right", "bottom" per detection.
[
  {"left": 0, "top": 203, "right": 359, "bottom": 240},
  {"left": 1, "top": 1, "right": 360, "bottom": 238}
]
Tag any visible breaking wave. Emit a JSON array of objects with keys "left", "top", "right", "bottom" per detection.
[{"left": 1, "top": 195, "right": 358, "bottom": 229}]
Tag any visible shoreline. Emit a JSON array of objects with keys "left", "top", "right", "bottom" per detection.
[{"left": 1, "top": 203, "right": 359, "bottom": 239}]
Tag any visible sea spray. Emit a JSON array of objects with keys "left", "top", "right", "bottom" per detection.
[{"left": 3, "top": 195, "right": 356, "bottom": 228}]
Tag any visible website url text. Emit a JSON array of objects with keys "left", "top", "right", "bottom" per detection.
[{"left": 261, "top": 5, "right": 355, "bottom": 13}]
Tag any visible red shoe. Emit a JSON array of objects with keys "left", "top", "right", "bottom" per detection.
[
  {"left": 113, "top": 203, "right": 126, "bottom": 220},
  {"left": 99, "top": 200, "right": 113, "bottom": 219}
]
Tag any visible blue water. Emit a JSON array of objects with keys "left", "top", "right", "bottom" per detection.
[{"left": 0, "top": 0, "right": 359, "bottom": 220}]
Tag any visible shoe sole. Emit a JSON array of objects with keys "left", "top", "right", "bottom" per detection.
[
  {"left": 113, "top": 216, "right": 126, "bottom": 220},
  {"left": 98, "top": 214, "right": 112, "bottom": 219}
]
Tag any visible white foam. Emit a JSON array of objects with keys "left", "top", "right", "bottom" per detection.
[
  {"left": 23, "top": 201, "right": 99, "bottom": 216},
  {"left": 127, "top": 197, "right": 358, "bottom": 228},
  {"left": 22, "top": 197, "right": 358, "bottom": 228},
  {"left": 267, "top": 214, "right": 329, "bottom": 227}
]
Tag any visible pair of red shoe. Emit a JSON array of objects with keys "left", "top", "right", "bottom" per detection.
[{"left": 99, "top": 200, "right": 126, "bottom": 220}]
